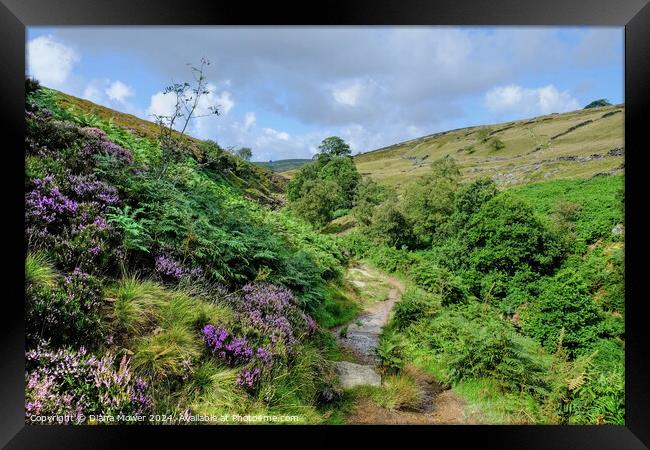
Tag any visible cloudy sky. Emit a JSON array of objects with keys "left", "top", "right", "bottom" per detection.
[{"left": 26, "top": 27, "right": 623, "bottom": 161}]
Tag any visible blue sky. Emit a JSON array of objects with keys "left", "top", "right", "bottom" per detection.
[{"left": 26, "top": 27, "right": 623, "bottom": 161}]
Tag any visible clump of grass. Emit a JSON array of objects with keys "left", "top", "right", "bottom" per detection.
[
  {"left": 105, "top": 277, "right": 164, "bottom": 336},
  {"left": 25, "top": 253, "right": 57, "bottom": 289},
  {"left": 375, "top": 374, "right": 423, "bottom": 411},
  {"left": 132, "top": 324, "right": 201, "bottom": 381},
  {"left": 185, "top": 360, "right": 242, "bottom": 418}
]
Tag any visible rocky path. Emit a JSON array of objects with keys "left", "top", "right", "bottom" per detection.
[{"left": 333, "top": 264, "right": 471, "bottom": 424}]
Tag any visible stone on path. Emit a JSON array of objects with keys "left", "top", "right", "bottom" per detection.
[{"left": 334, "top": 361, "right": 381, "bottom": 389}]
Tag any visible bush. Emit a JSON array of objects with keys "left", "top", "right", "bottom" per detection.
[
  {"left": 391, "top": 287, "right": 439, "bottom": 330},
  {"left": 409, "top": 258, "right": 467, "bottom": 306},
  {"left": 489, "top": 137, "right": 505, "bottom": 151},
  {"left": 520, "top": 269, "right": 604, "bottom": 358},
  {"left": 351, "top": 177, "right": 386, "bottom": 226},
  {"left": 25, "top": 345, "right": 152, "bottom": 423},
  {"left": 291, "top": 179, "right": 342, "bottom": 228},
  {"left": 402, "top": 157, "right": 461, "bottom": 243},
  {"left": 367, "top": 198, "right": 417, "bottom": 249},
  {"left": 26, "top": 269, "right": 104, "bottom": 349}
]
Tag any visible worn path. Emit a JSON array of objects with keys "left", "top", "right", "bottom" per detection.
[{"left": 333, "top": 264, "right": 471, "bottom": 424}]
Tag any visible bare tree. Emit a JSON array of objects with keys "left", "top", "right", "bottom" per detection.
[{"left": 151, "top": 57, "right": 220, "bottom": 174}]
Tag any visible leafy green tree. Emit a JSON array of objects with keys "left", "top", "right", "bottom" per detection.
[
  {"left": 368, "top": 198, "right": 416, "bottom": 248},
  {"left": 291, "top": 179, "right": 342, "bottom": 228},
  {"left": 237, "top": 147, "right": 253, "bottom": 161},
  {"left": 318, "top": 136, "right": 351, "bottom": 157},
  {"left": 287, "top": 161, "right": 322, "bottom": 202},
  {"left": 402, "top": 157, "right": 461, "bottom": 244},
  {"left": 319, "top": 156, "right": 360, "bottom": 210},
  {"left": 351, "top": 177, "right": 387, "bottom": 226},
  {"left": 442, "top": 178, "right": 499, "bottom": 237},
  {"left": 462, "top": 193, "right": 565, "bottom": 277},
  {"left": 584, "top": 99, "right": 611, "bottom": 109}
]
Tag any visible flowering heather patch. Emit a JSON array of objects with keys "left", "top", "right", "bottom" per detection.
[
  {"left": 237, "top": 283, "right": 317, "bottom": 352},
  {"left": 80, "top": 131, "right": 133, "bottom": 164},
  {"left": 236, "top": 367, "right": 261, "bottom": 390},
  {"left": 26, "top": 175, "right": 79, "bottom": 227},
  {"left": 155, "top": 254, "right": 204, "bottom": 282},
  {"left": 25, "top": 345, "right": 152, "bottom": 423},
  {"left": 68, "top": 174, "right": 120, "bottom": 206},
  {"left": 26, "top": 268, "right": 104, "bottom": 348},
  {"left": 202, "top": 325, "right": 254, "bottom": 366}
]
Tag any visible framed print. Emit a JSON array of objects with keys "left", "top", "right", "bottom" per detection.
[{"left": 1, "top": 0, "right": 648, "bottom": 447}]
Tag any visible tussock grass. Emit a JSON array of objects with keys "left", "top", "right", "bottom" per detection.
[
  {"left": 132, "top": 324, "right": 202, "bottom": 381},
  {"left": 25, "top": 253, "right": 57, "bottom": 289},
  {"left": 376, "top": 374, "right": 422, "bottom": 411}
]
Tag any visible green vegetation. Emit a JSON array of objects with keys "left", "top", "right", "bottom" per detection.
[
  {"left": 254, "top": 159, "right": 312, "bottom": 172},
  {"left": 287, "top": 137, "right": 361, "bottom": 227},
  {"left": 24, "top": 79, "right": 350, "bottom": 424},
  {"left": 25, "top": 73, "right": 625, "bottom": 425},
  {"left": 584, "top": 99, "right": 612, "bottom": 109},
  {"left": 337, "top": 154, "right": 624, "bottom": 424},
  {"left": 353, "top": 104, "right": 623, "bottom": 188}
]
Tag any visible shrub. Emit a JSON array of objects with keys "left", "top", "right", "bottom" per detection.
[
  {"left": 520, "top": 269, "right": 604, "bottom": 358},
  {"left": 26, "top": 269, "right": 104, "bottom": 349},
  {"left": 25, "top": 345, "right": 152, "bottom": 423},
  {"left": 351, "top": 177, "right": 386, "bottom": 226},
  {"left": 391, "top": 287, "right": 439, "bottom": 330},
  {"left": 409, "top": 259, "right": 467, "bottom": 306},
  {"left": 291, "top": 179, "right": 342, "bottom": 228},
  {"left": 402, "top": 156, "right": 461, "bottom": 243},
  {"left": 489, "top": 137, "right": 506, "bottom": 151},
  {"left": 367, "top": 199, "right": 417, "bottom": 249}
]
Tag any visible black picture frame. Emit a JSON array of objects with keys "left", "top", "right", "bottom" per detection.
[{"left": 1, "top": 0, "right": 648, "bottom": 447}]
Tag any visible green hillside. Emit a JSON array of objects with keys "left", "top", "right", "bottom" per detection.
[
  {"left": 25, "top": 79, "right": 625, "bottom": 426},
  {"left": 254, "top": 159, "right": 312, "bottom": 173},
  {"left": 354, "top": 105, "right": 624, "bottom": 188}
]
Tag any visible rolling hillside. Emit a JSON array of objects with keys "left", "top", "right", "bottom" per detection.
[
  {"left": 44, "top": 88, "right": 288, "bottom": 206},
  {"left": 253, "top": 158, "right": 312, "bottom": 173},
  {"left": 353, "top": 105, "right": 624, "bottom": 188}
]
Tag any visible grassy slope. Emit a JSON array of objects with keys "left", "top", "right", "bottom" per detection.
[
  {"left": 353, "top": 105, "right": 624, "bottom": 189},
  {"left": 253, "top": 159, "right": 312, "bottom": 173},
  {"left": 50, "top": 88, "right": 289, "bottom": 205}
]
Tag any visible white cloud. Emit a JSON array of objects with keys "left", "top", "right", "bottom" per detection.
[
  {"left": 484, "top": 84, "right": 580, "bottom": 117},
  {"left": 105, "top": 80, "right": 134, "bottom": 103},
  {"left": 213, "top": 90, "right": 234, "bottom": 115},
  {"left": 243, "top": 112, "right": 256, "bottom": 131},
  {"left": 147, "top": 90, "right": 178, "bottom": 118},
  {"left": 332, "top": 82, "right": 364, "bottom": 106},
  {"left": 27, "top": 35, "right": 79, "bottom": 86},
  {"left": 262, "top": 128, "right": 289, "bottom": 141}
]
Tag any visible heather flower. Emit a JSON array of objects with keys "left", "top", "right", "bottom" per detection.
[
  {"left": 155, "top": 254, "right": 204, "bottom": 282},
  {"left": 155, "top": 255, "right": 186, "bottom": 280},
  {"left": 80, "top": 136, "right": 133, "bottom": 164},
  {"left": 255, "top": 347, "right": 273, "bottom": 368},
  {"left": 68, "top": 174, "right": 120, "bottom": 206},
  {"left": 236, "top": 367, "right": 261, "bottom": 390},
  {"left": 203, "top": 325, "right": 254, "bottom": 366},
  {"left": 26, "top": 175, "right": 79, "bottom": 226},
  {"left": 25, "top": 345, "right": 153, "bottom": 423}
]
